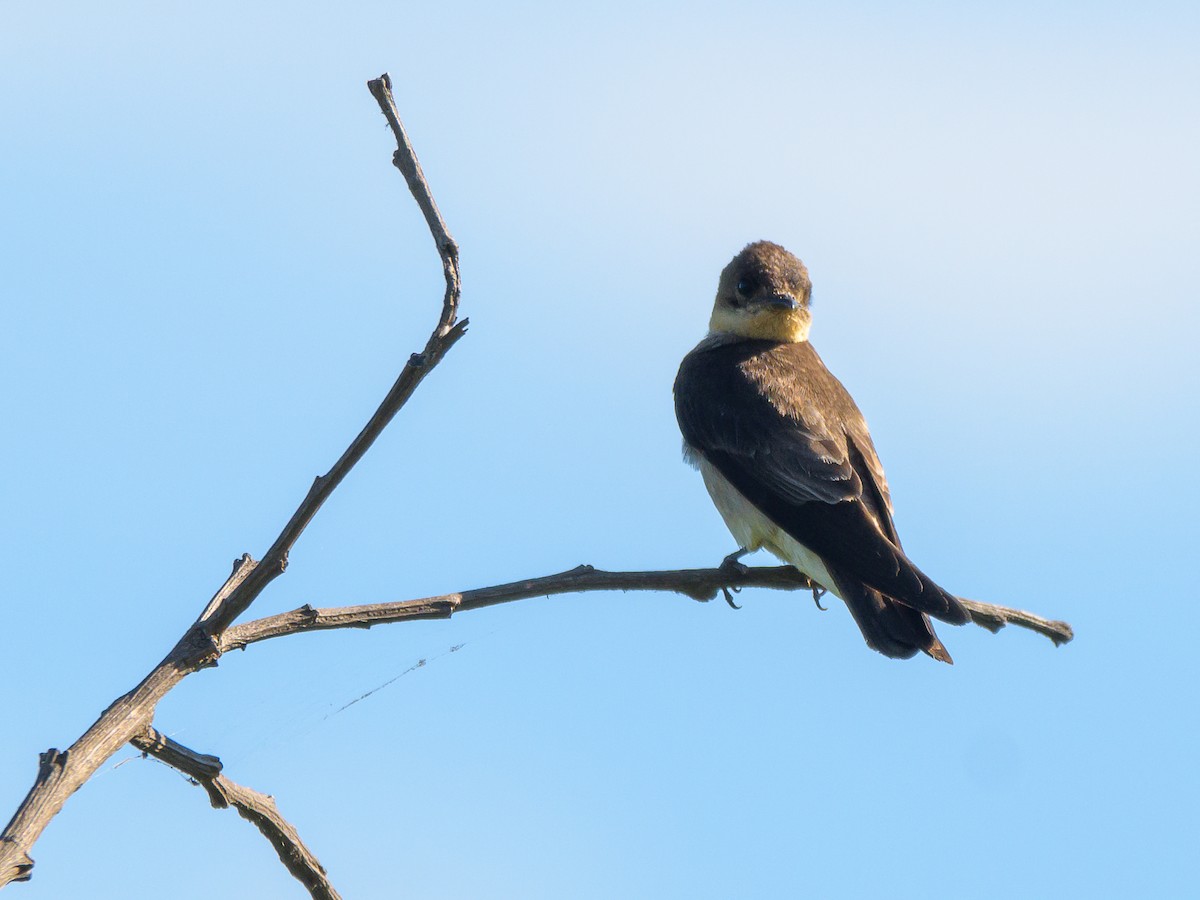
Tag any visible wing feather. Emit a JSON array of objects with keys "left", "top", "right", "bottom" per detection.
[{"left": 674, "top": 337, "right": 967, "bottom": 625}]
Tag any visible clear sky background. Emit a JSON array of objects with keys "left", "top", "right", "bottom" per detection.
[{"left": 2, "top": 1, "right": 1197, "bottom": 897}]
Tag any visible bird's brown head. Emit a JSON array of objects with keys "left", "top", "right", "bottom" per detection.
[{"left": 710, "top": 241, "right": 813, "bottom": 342}]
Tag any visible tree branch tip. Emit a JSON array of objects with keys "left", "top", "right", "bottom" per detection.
[{"left": 1050, "top": 625, "right": 1075, "bottom": 647}]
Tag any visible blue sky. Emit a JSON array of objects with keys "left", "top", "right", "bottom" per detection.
[{"left": 2, "top": 1, "right": 1197, "bottom": 897}]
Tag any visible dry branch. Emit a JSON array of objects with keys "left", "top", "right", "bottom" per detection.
[
  {"left": 957, "top": 597, "right": 1074, "bottom": 645},
  {"left": 0, "top": 72, "right": 462, "bottom": 892},
  {"left": 219, "top": 564, "right": 1074, "bottom": 652},
  {"left": 0, "top": 73, "right": 1076, "bottom": 897},
  {"left": 197, "top": 75, "right": 465, "bottom": 637},
  {"left": 131, "top": 728, "right": 341, "bottom": 900}
]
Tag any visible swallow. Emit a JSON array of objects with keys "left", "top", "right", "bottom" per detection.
[{"left": 674, "top": 241, "right": 970, "bottom": 662}]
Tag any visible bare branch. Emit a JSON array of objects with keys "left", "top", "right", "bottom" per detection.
[
  {"left": 958, "top": 597, "right": 1074, "bottom": 645},
  {"left": 199, "top": 73, "right": 466, "bottom": 637},
  {"left": 219, "top": 564, "right": 1074, "bottom": 651},
  {"left": 132, "top": 728, "right": 341, "bottom": 900},
  {"left": 0, "top": 74, "right": 1075, "bottom": 893},
  {"left": 366, "top": 72, "right": 460, "bottom": 334},
  {"left": 0, "top": 653, "right": 207, "bottom": 886},
  {"left": 0, "top": 75, "right": 462, "bottom": 889}
]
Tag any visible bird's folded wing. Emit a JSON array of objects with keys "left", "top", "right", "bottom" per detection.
[
  {"left": 675, "top": 339, "right": 862, "bottom": 505},
  {"left": 675, "top": 339, "right": 967, "bottom": 623}
]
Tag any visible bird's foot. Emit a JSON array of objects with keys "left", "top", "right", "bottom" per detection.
[
  {"left": 719, "top": 547, "right": 751, "bottom": 577},
  {"left": 721, "top": 585, "right": 743, "bottom": 610},
  {"left": 811, "top": 586, "right": 828, "bottom": 611},
  {"left": 719, "top": 549, "right": 750, "bottom": 608}
]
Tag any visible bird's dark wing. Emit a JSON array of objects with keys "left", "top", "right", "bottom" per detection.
[
  {"left": 675, "top": 338, "right": 862, "bottom": 504},
  {"left": 674, "top": 337, "right": 967, "bottom": 625}
]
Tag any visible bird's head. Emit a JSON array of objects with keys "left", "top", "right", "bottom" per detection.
[{"left": 710, "top": 241, "right": 813, "bottom": 342}]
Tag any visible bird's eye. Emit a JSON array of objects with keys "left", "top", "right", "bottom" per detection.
[{"left": 735, "top": 278, "right": 755, "bottom": 297}]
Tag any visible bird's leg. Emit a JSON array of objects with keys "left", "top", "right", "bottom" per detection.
[
  {"left": 718, "top": 548, "right": 750, "bottom": 609},
  {"left": 720, "top": 547, "right": 751, "bottom": 576},
  {"left": 811, "top": 585, "right": 828, "bottom": 611}
]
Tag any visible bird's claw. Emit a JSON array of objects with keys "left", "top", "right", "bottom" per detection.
[
  {"left": 721, "top": 586, "right": 743, "bottom": 610},
  {"left": 811, "top": 586, "right": 828, "bottom": 611}
]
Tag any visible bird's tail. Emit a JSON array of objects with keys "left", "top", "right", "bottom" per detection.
[{"left": 833, "top": 572, "right": 954, "bottom": 664}]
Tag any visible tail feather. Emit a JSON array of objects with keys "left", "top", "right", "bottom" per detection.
[
  {"left": 901, "top": 562, "right": 971, "bottom": 627},
  {"left": 832, "top": 570, "right": 954, "bottom": 664},
  {"left": 848, "top": 549, "right": 970, "bottom": 627}
]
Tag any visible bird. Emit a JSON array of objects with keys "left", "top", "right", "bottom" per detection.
[{"left": 674, "top": 240, "right": 970, "bottom": 663}]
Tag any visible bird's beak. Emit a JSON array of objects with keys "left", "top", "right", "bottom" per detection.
[{"left": 761, "top": 292, "right": 799, "bottom": 311}]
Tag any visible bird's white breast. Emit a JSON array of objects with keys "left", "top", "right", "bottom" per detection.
[{"left": 694, "top": 454, "right": 840, "bottom": 598}]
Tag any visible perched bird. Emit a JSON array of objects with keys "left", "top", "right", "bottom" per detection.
[{"left": 674, "top": 241, "right": 970, "bottom": 663}]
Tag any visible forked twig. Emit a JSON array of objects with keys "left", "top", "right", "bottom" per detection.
[{"left": 0, "top": 73, "right": 463, "bottom": 895}]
